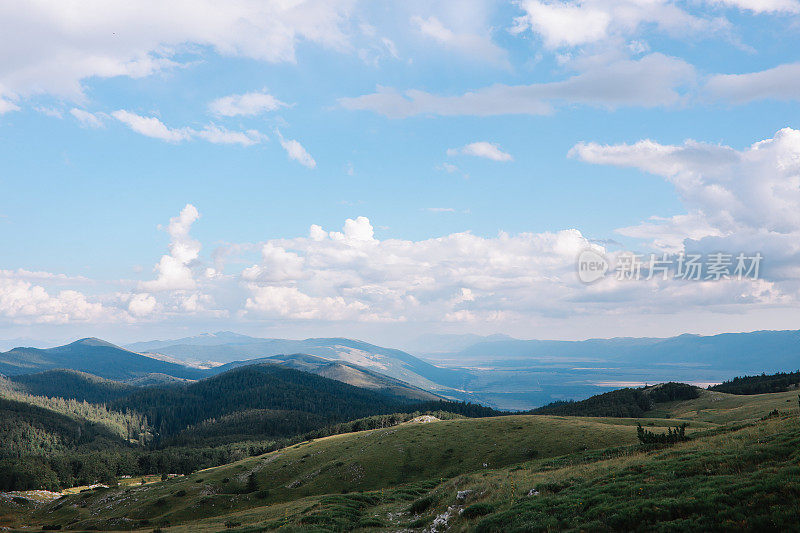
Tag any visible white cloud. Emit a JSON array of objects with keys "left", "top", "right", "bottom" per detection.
[
  {"left": 140, "top": 204, "right": 202, "bottom": 292},
  {"left": 112, "top": 110, "right": 192, "bottom": 143},
  {"left": 425, "top": 207, "right": 457, "bottom": 213},
  {"left": 194, "top": 124, "right": 266, "bottom": 146},
  {"left": 242, "top": 243, "right": 305, "bottom": 282},
  {"left": 705, "top": 63, "right": 800, "bottom": 104},
  {"left": 511, "top": 0, "right": 727, "bottom": 49},
  {"left": 208, "top": 90, "right": 288, "bottom": 117},
  {"left": 0, "top": 98, "right": 19, "bottom": 114},
  {"left": 570, "top": 128, "right": 800, "bottom": 293},
  {"left": 448, "top": 142, "right": 513, "bottom": 162},
  {"left": 0, "top": 1, "right": 357, "bottom": 105},
  {"left": 707, "top": 0, "right": 800, "bottom": 13},
  {"left": 127, "top": 293, "right": 157, "bottom": 317},
  {"left": 237, "top": 216, "right": 607, "bottom": 323},
  {"left": 411, "top": 15, "right": 508, "bottom": 66},
  {"left": 0, "top": 274, "right": 105, "bottom": 324},
  {"left": 275, "top": 129, "right": 316, "bottom": 168},
  {"left": 340, "top": 53, "right": 695, "bottom": 117},
  {"left": 245, "top": 285, "right": 369, "bottom": 320},
  {"left": 70, "top": 108, "right": 105, "bottom": 128},
  {"left": 438, "top": 162, "right": 459, "bottom": 173},
  {"left": 35, "top": 106, "right": 63, "bottom": 118},
  {"left": 112, "top": 110, "right": 266, "bottom": 146}
]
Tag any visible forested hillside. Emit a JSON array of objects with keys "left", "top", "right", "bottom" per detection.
[
  {"left": 0, "top": 364, "right": 499, "bottom": 492},
  {"left": 112, "top": 364, "right": 420, "bottom": 438},
  {"left": 8, "top": 369, "right": 136, "bottom": 403},
  {"left": 709, "top": 370, "right": 800, "bottom": 395},
  {"left": 531, "top": 382, "right": 700, "bottom": 417}
]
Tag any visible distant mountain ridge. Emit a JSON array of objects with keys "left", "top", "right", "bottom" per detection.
[
  {"left": 217, "top": 353, "right": 444, "bottom": 402},
  {"left": 125, "top": 335, "right": 469, "bottom": 393},
  {"left": 124, "top": 331, "right": 268, "bottom": 353},
  {"left": 0, "top": 338, "right": 207, "bottom": 381},
  {"left": 454, "top": 330, "right": 800, "bottom": 373}
]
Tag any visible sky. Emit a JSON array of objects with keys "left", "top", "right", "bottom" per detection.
[{"left": 2, "top": 0, "right": 800, "bottom": 347}]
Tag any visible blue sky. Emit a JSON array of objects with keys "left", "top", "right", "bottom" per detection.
[{"left": 2, "top": 0, "right": 800, "bottom": 346}]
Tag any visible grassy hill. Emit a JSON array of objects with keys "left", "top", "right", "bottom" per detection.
[
  {"left": 18, "top": 414, "right": 694, "bottom": 530},
  {"left": 4, "top": 384, "right": 798, "bottom": 531},
  {"left": 646, "top": 388, "right": 800, "bottom": 424}
]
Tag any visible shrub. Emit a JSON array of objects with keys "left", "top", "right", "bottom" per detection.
[
  {"left": 462, "top": 502, "right": 495, "bottom": 519},
  {"left": 409, "top": 494, "right": 437, "bottom": 514},
  {"left": 636, "top": 423, "right": 688, "bottom": 444}
]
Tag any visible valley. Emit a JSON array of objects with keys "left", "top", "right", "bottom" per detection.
[{"left": 1, "top": 332, "right": 799, "bottom": 530}]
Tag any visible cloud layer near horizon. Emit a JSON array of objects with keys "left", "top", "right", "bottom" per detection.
[{"left": 4, "top": 130, "right": 798, "bottom": 329}]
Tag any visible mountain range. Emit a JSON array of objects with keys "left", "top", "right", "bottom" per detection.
[
  {"left": 126, "top": 334, "right": 469, "bottom": 393},
  {"left": 450, "top": 330, "right": 800, "bottom": 373},
  {"left": 2, "top": 329, "right": 800, "bottom": 410}
]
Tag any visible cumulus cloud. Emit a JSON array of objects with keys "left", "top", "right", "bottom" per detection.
[
  {"left": 237, "top": 216, "right": 605, "bottom": 323},
  {"left": 275, "top": 129, "right": 316, "bottom": 168},
  {"left": 340, "top": 53, "right": 695, "bottom": 117},
  {"left": 127, "top": 293, "right": 157, "bottom": 317},
  {"left": 112, "top": 110, "right": 266, "bottom": 146},
  {"left": 447, "top": 142, "right": 513, "bottom": 162},
  {"left": 140, "top": 204, "right": 202, "bottom": 292},
  {"left": 571, "top": 128, "right": 800, "bottom": 296},
  {"left": 245, "top": 285, "right": 369, "bottom": 320},
  {"left": 0, "top": 274, "right": 105, "bottom": 324},
  {"left": 208, "top": 90, "right": 289, "bottom": 117}
]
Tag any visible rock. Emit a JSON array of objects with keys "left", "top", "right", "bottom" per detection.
[
  {"left": 527, "top": 489, "right": 540, "bottom": 497},
  {"left": 456, "top": 490, "right": 472, "bottom": 501}
]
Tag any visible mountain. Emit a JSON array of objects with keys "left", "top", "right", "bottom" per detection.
[
  {"left": 0, "top": 338, "right": 207, "bottom": 381},
  {"left": 126, "top": 335, "right": 469, "bottom": 393},
  {"left": 0, "top": 337, "right": 61, "bottom": 352},
  {"left": 401, "top": 332, "right": 516, "bottom": 355},
  {"left": 111, "top": 363, "right": 448, "bottom": 438},
  {"left": 455, "top": 330, "right": 800, "bottom": 372},
  {"left": 124, "top": 331, "right": 267, "bottom": 353},
  {"left": 220, "top": 353, "right": 443, "bottom": 402}
]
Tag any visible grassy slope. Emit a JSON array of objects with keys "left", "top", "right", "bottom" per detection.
[
  {"left": 20, "top": 415, "right": 687, "bottom": 530},
  {"left": 646, "top": 388, "right": 798, "bottom": 424},
  {"left": 10, "top": 389, "right": 797, "bottom": 531}
]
